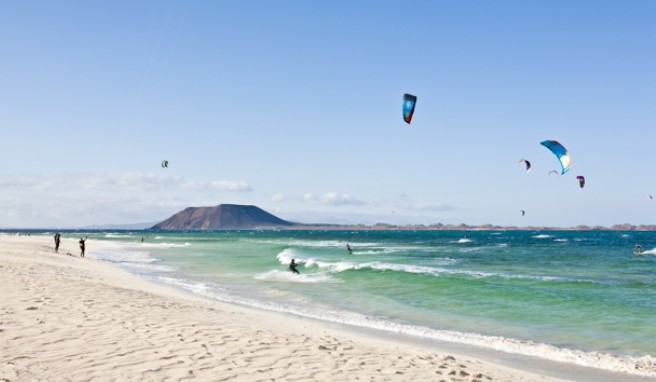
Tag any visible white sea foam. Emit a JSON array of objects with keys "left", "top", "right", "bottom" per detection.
[
  {"left": 276, "top": 248, "right": 302, "bottom": 264},
  {"left": 455, "top": 238, "right": 472, "bottom": 243},
  {"left": 348, "top": 246, "right": 421, "bottom": 256},
  {"left": 94, "top": 248, "right": 158, "bottom": 263},
  {"left": 533, "top": 234, "right": 552, "bottom": 239},
  {"left": 254, "top": 270, "right": 335, "bottom": 283},
  {"left": 94, "top": 247, "right": 175, "bottom": 273},
  {"left": 258, "top": 238, "right": 413, "bottom": 256},
  {"left": 256, "top": 239, "right": 364, "bottom": 248},
  {"left": 155, "top": 275, "right": 656, "bottom": 378},
  {"left": 104, "top": 233, "right": 135, "bottom": 239},
  {"left": 140, "top": 242, "right": 192, "bottom": 249},
  {"left": 276, "top": 250, "right": 572, "bottom": 283}
]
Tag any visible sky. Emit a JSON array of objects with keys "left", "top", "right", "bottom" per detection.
[{"left": 1, "top": 0, "right": 655, "bottom": 228}]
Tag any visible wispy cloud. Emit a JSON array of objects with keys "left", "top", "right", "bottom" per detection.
[
  {"left": 0, "top": 172, "right": 254, "bottom": 227},
  {"left": 393, "top": 194, "right": 457, "bottom": 212},
  {"left": 303, "top": 192, "right": 365, "bottom": 206},
  {"left": 271, "top": 193, "right": 286, "bottom": 202},
  {"left": 209, "top": 181, "right": 252, "bottom": 191},
  {"left": 1, "top": 172, "right": 252, "bottom": 194}
]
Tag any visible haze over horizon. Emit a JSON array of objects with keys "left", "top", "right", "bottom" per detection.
[{"left": 2, "top": 1, "right": 654, "bottom": 229}]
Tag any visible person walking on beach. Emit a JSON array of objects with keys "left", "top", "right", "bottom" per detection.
[
  {"left": 289, "top": 259, "right": 300, "bottom": 274},
  {"left": 54, "top": 233, "right": 61, "bottom": 252},
  {"left": 79, "top": 236, "right": 87, "bottom": 258}
]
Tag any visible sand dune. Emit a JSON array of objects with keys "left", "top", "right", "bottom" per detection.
[{"left": 1, "top": 234, "right": 572, "bottom": 381}]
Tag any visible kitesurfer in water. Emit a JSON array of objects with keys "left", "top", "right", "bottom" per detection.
[
  {"left": 289, "top": 259, "right": 300, "bottom": 274},
  {"left": 346, "top": 243, "right": 352, "bottom": 254},
  {"left": 635, "top": 244, "right": 642, "bottom": 256}
]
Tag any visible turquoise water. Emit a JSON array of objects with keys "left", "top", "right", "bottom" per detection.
[{"left": 85, "top": 230, "right": 655, "bottom": 376}]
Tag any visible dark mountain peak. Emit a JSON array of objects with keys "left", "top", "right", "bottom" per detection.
[{"left": 151, "top": 204, "right": 296, "bottom": 230}]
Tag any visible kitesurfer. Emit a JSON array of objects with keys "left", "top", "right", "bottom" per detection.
[
  {"left": 347, "top": 243, "right": 352, "bottom": 254},
  {"left": 289, "top": 259, "right": 300, "bottom": 274},
  {"left": 635, "top": 244, "right": 642, "bottom": 256}
]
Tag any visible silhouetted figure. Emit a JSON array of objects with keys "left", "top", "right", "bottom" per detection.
[
  {"left": 289, "top": 259, "right": 300, "bottom": 274},
  {"left": 346, "top": 243, "right": 352, "bottom": 254},
  {"left": 54, "top": 233, "right": 61, "bottom": 252},
  {"left": 635, "top": 244, "right": 642, "bottom": 256},
  {"left": 79, "top": 237, "right": 87, "bottom": 258}
]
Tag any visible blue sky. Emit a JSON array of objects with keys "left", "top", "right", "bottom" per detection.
[{"left": 1, "top": 0, "right": 654, "bottom": 228}]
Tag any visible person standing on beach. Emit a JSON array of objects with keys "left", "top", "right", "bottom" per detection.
[
  {"left": 54, "top": 233, "right": 61, "bottom": 252},
  {"left": 289, "top": 259, "right": 300, "bottom": 274},
  {"left": 79, "top": 237, "right": 87, "bottom": 258}
]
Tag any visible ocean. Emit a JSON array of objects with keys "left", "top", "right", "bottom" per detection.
[{"left": 56, "top": 230, "right": 656, "bottom": 377}]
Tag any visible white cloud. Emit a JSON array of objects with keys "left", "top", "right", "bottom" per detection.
[
  {"left": 304, "top": 192, "right": 364, "bottom": 206},
  {"left": 1, "top": 172, "right": 251, "bottom": 194},
  {"left": 272, "top": 193, "right": 286, "bottom": 202},
  {"left": 303, "top": 193, "right": 315, "bottom": 202},
  {"left": 0, "top": 172, "right": 254, "bottom": 227},
  {"left": 209, "top": 180, "right": 252, "bottom": 192}
]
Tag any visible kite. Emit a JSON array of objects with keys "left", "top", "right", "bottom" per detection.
[
  {"left": 519, "top": 159, "right": 531, "bottom": 172},
  {"left": 161, "top": 160, "right": 169, "bottom": 168},
  {"left": 540, "top": 140, "right": 571, "bottom": 175},
  {"left": 521, "top": 210, "right": 525, "bottom": 216},
  {"left": 548, "top": 170, "right": 559, "bottom": 176},
  {"left": 576, "top": 175, "right": 585, "bottom": 188},
  {"left": 402, "top": 94, "right": 417, "bottom": 124}
]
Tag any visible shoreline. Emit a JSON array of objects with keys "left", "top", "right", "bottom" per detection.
[{"left": 0, "top": 234, "right": 651, "bottom": 381}]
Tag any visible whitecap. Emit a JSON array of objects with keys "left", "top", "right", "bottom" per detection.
[
  {"left": 254, "top": 270, "right": 335, "bottom": 283},
  {"left": 139, "top": 242, "right": 192, "bottom": 249}
]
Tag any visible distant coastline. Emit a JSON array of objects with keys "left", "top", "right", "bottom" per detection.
[
  {"left": 205, "top": 223, "right": 656, "bottom": 231},
  {"left": 145, "top": 204, "right": 656, "bottom": 232},
  {"left": 3, "top": 223, "right": 656, "bottom": 231},
  {"left": 2, "top": 202, "right": 654, "bottom": 231},
  {"left": 278, "top": 222, "right": 656, "bottom": 231}
]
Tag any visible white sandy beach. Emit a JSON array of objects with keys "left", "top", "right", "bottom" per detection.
[{"left": 1, "top": 234, "right": 582, "bottom": 382}]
